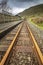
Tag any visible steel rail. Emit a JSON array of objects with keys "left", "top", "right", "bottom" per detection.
[
  {"left": 26, "top": 23, "right": 43, "bottom": 65},
  {"left": 0, "top": 23, "right": 23, "bottom": 65}
]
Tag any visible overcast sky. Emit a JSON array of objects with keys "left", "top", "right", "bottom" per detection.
[{"left": 0, "top": 0, "right": 43, "bottom": 15}]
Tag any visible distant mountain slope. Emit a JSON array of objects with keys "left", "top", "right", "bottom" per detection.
[{"left": 19, "top": 4, "right": 43, "bottom": 17}]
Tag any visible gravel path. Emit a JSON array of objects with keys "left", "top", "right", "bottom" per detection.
[{"left": 27, "top": 20, "right": 43, "bottom": 54}]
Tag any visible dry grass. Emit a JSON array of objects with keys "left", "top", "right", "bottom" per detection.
[
  {"left": 30, "top": 17, "right": 43, "bottom": 29},
  {"left": 31, "top": 17, "right": 43, "bottom": 24}
]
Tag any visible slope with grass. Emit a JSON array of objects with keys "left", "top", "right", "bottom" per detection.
[
  {"left": 19, "top": 4, "right": 43, "bottom": 17},
  {"left": 19, "top": 4, "right": 43, "bottom": 29}
]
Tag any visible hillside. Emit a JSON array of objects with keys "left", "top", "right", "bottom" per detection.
[
  {"left": 19, "top": 4, "right": 43, "bottom": 17},
  {"left": 19, "top": 4, "right": 43, "bottom": 29}
]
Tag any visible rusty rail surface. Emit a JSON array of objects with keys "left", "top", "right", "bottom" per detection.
[
  {"left": 26, "top": 23, "right": 43, "bottom": 65},
  {"left": 0, "top": 22, "right": 43, "bottom": 65}
]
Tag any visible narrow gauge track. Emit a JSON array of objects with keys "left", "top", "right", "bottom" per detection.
[{"left": 0, "top": 22, "right": 43, "bottom": 65}]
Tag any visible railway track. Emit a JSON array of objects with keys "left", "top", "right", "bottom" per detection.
[
  {"left": 27, "top": 22, "right": 43, "bottom": 54},
  {"left": 0, "top": 23, "right": 22, "bottom": 61},
  {"left": 0, "top": 22, "right": 43, "bottom": 65}
]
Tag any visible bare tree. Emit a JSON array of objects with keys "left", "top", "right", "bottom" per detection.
[
  {"left": 0, "top": 0, "right": 8, "bottom": 12},
  {"left": 0, "top": 0, "right": 12, "bottom": 14}
]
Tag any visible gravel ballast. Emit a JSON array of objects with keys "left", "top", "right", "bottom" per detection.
[{"left": 27, "top": 20, "right": 43, "bottom": 54}]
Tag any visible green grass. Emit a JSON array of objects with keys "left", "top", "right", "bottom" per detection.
[
  {"left": 37, "top": 23, "right": 43, "bottom": 29},
  {"left": 33, "top": 22, "right": 43, "bottom": 29},
  {"left": 37, "top": 23, "right": 43, "bottom": 27},
  {"left": 29, "top": 18, "right": 43, "bottom": 30}
]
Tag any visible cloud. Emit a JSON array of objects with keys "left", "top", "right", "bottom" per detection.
[
  {"left": 14, "top": 0, "right": 38, "bottom": 2},
  {"left": 8, "top": 7, "right": 25, "bottom": 15},
  {"left": 8, "top": 0, "right": 43, "bottom": 14},
  {"left": 1, "top": 0, "right": 43, "bottom": 15},
  {"left": 8, "top": 0, "right": 43, "bottom": 8},
  {"left": 8, "top": 0, "right": 35, "bottom": 8}
]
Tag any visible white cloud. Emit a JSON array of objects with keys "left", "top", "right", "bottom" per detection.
[
  {"left": 0, "top": 0, "right": 43, "bottom": 15},
  {"left": 9, "top": 7, "right": 25, "bottom": 15}
]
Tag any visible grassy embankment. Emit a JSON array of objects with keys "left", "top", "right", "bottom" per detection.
[
  {"left": 19, "top": 4, "right": 43, "bottom": 29},
  {"left": 29, "top": 16, "right": 43, "bottom": 29}
]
